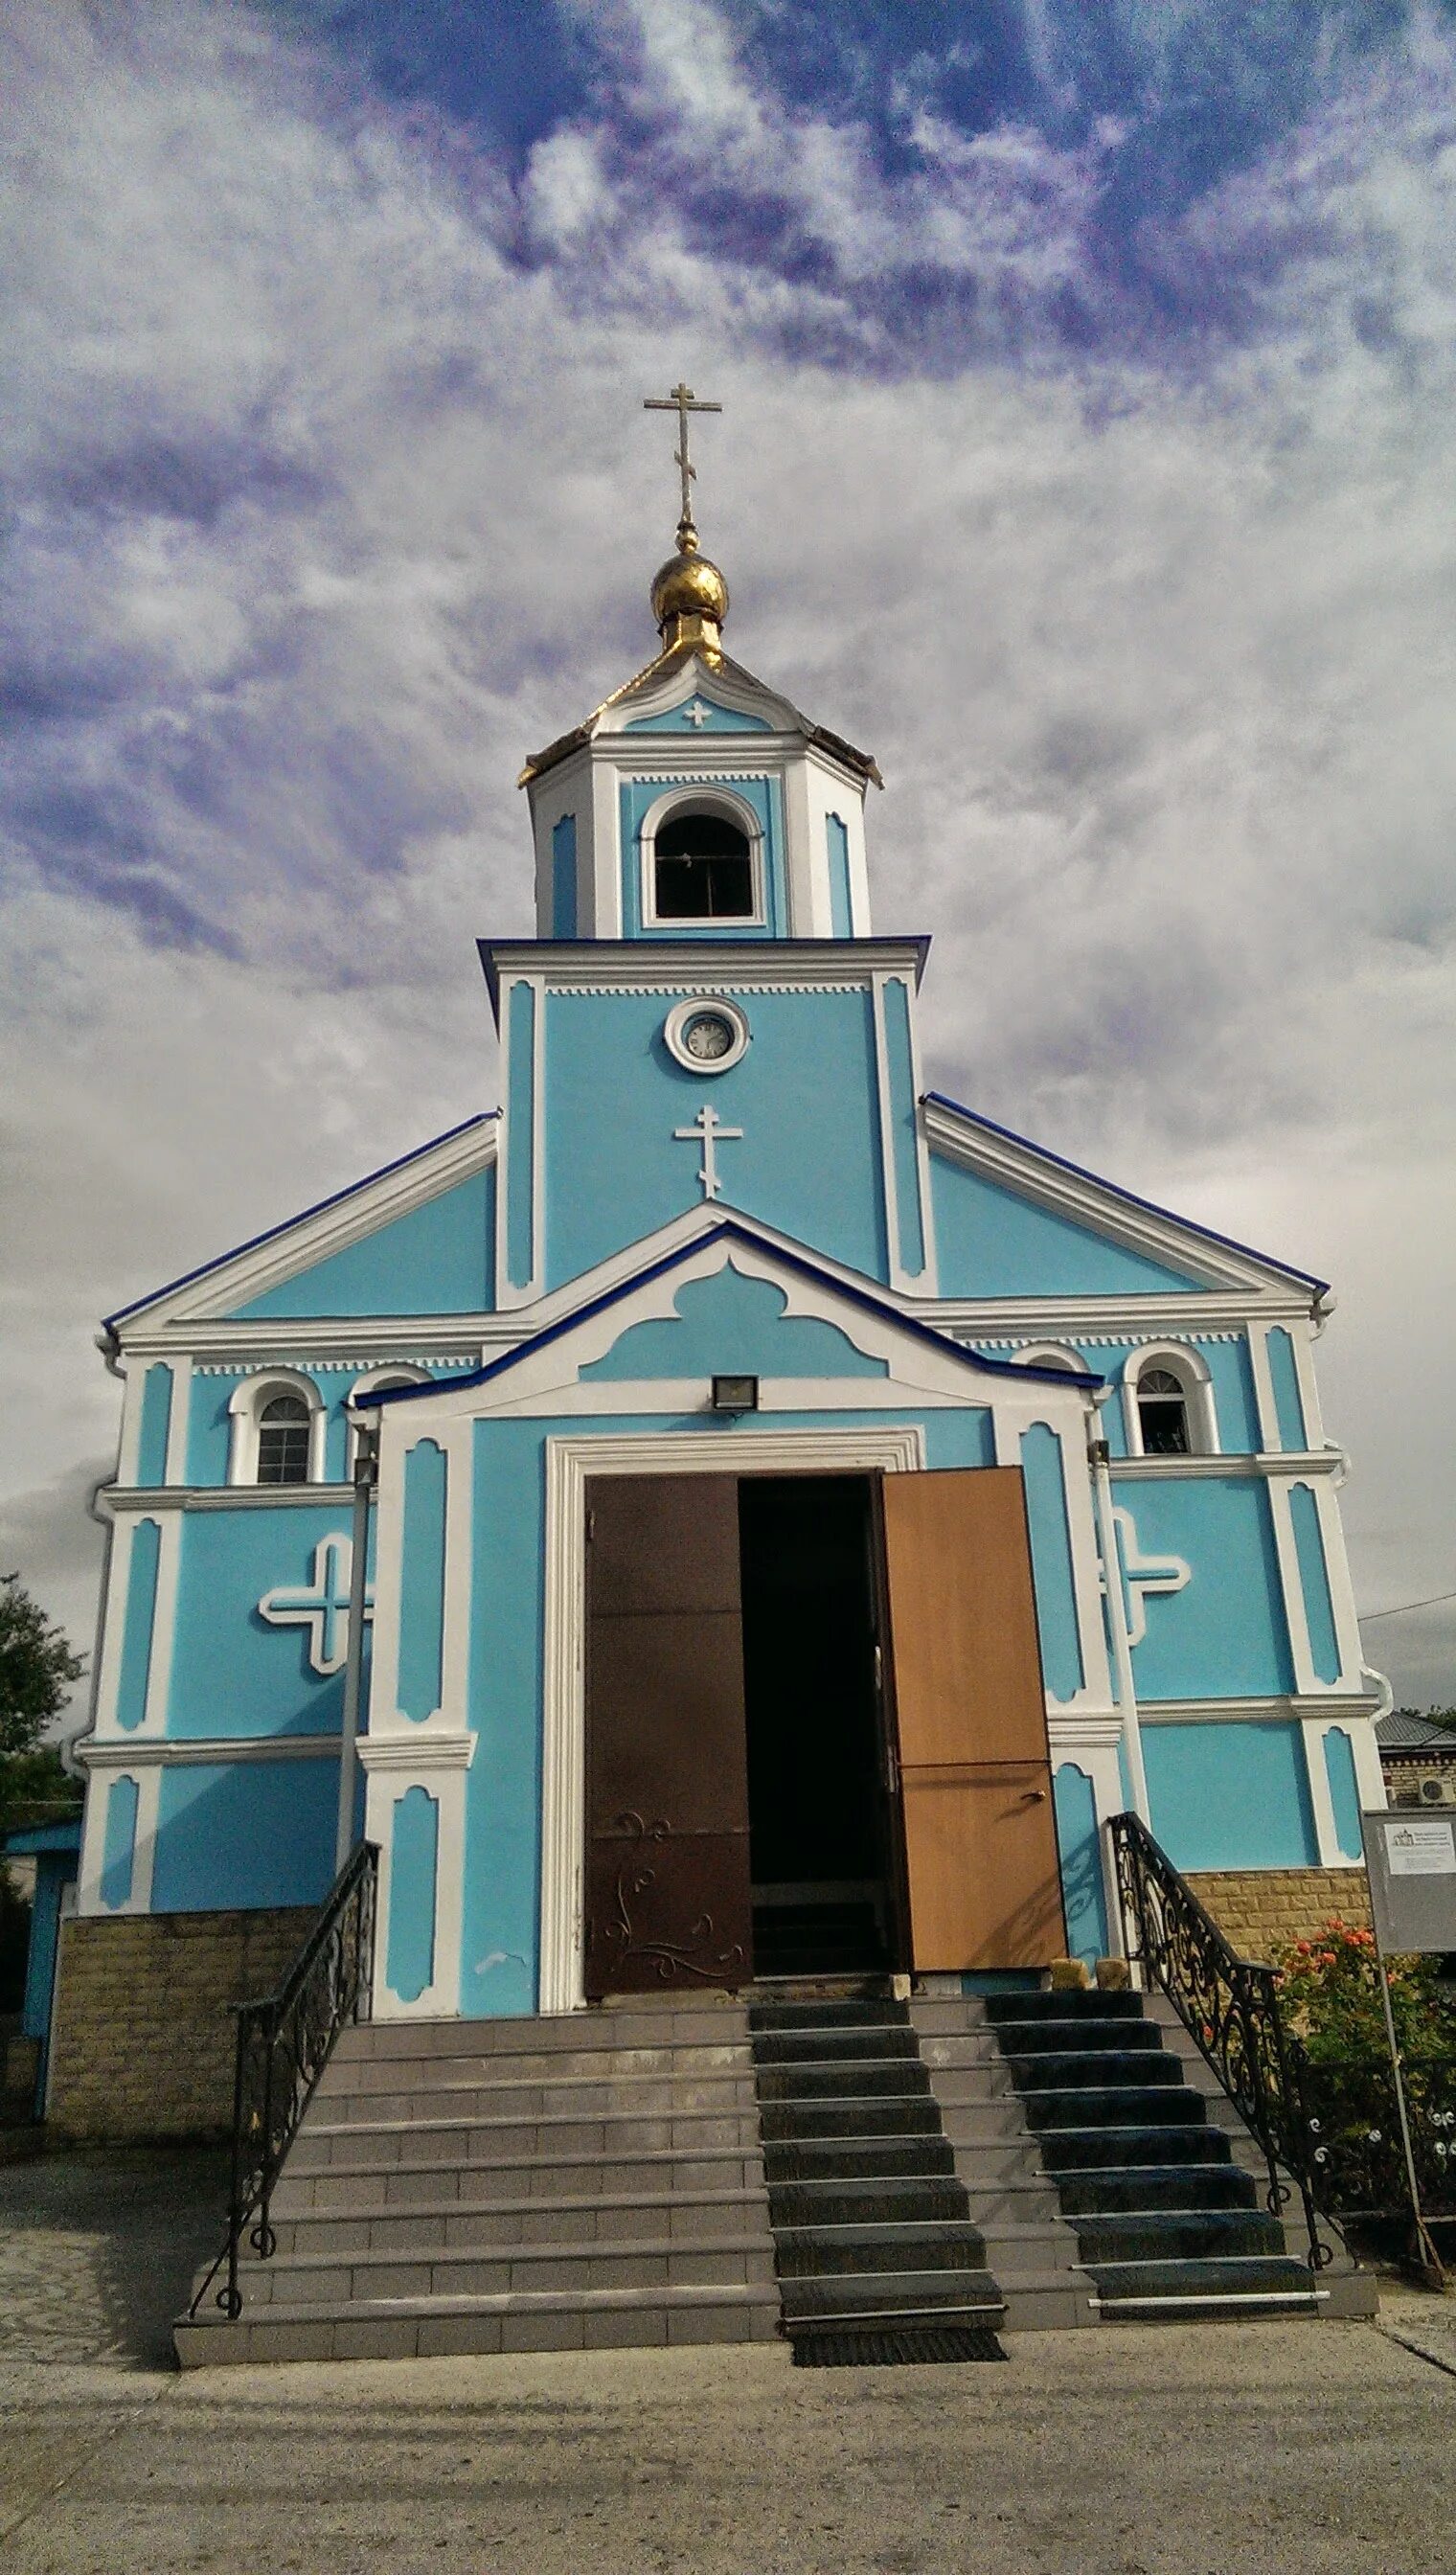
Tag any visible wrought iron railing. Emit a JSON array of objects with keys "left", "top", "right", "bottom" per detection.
[
  {"left": 1108, "top": 1811, "right": 1333, "bottom": 2276},
  {"left": 190, "top": 1840, "right": 378, "bottom": 2321}
]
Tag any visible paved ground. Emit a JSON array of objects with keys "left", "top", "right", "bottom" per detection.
[{"left": 2, "top": 2147, "right": 1454, "bottom": 2575}]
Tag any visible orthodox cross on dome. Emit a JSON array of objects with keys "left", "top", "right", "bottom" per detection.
[
  {"left": 644, "top": 380, "right": 722, "bottom": 536},
  {"left": 673, "top": 1104, "right": 742, "bottom": 1202},
  {"left": 259, "top": 1533, "right": 373, "bottom": 1676}
]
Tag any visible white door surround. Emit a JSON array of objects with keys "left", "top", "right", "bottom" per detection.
[{"left": 537, "top": 1424, "right": 926, "bottom": 2013}]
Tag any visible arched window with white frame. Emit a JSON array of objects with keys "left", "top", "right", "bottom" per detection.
[
  {"left": 346, "top": 1366, "right": 430, "bottom": 1467},
  {"left": 228, "top": 1370, "right": 326, "bottom": 1488},
  {"left": 1123, "top": 1345, "right": 1218, "bottom": 1459},
  {"left": 1012, "top": 1344, "right": 1086, "bottom": 1377},
  {"left": 639, "top": 787, "right": 765, "bottom": 928}
]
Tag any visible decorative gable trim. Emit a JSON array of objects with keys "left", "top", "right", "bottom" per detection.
[
  {"left": 103, "top": 1116, "right": 498, "bottom": 1343},
  {"left": 922, "top": 1093, "right": 1327, "bottom": 1306}
]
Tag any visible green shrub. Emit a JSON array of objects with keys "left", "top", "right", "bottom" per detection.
[{"left": 1275, "top": 1918, "right": 1456, "bottom": 2217}]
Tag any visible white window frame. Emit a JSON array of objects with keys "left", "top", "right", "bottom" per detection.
[
  {"left": 228, "top": 1368, "right": 327, "bottom": 1487},
  {"left": 1122, "top": 1343, "right": 1219, "bottom": 1459},
  {"left": 638, "top": 785, "right": 766, "bottom": 930},
  {"left": 1012, "top": 1344, "right": 1085, "bottom": 1374},
  {"left": 346, "top": 1366, "right": 431, "bottom": 1468}
]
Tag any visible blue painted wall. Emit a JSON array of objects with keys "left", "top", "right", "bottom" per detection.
[
  {"left": 1323, "top": 1727, "right": 1363, "bottom": 1860},
  {"left": 100, "top": 1775, "right": 139, "bottom": 1909},
  {"left": 623, "top": 695, "right": 771, "bottom": 736},
  {"left": 580, "top": 1264, "right": 888, "bottom": 1380},
  {"left": 931, "top": 1156, "right": 1205, "bottom": 1298},
  {"left": 826, "top": 814, "right": 853, "bottom": 938},
  {"left": 1143, "top": 1720, "right": 1318, "bottom": 1871},
  {"left": 117, "top": 1519, "right": 161, "bottom": 1731},
  {"left": 397, "top": 1442, "right": 447, "bottom": 1722},
  {"left": 1112, "top": 1473, "right": 1295, "bottom": 1700},
  {"left": 1054, "top": 1765, "right": 1108, "bottom": 1961},
  {"left": 551, "top": 814, "right": 577, "bottom": 939},
  {"left": 167, "top": 1504, "right": 375, "bottom": 1738},
  {"left": 1289, "top": 1483, "right": 1341, "bottom": 1682},
  {"left": 541, "top": 985, "right": 890, "bottom": 1288},
  {"left": 152, "top": 1757, "right": 337, "bottom": 1911},
  {"left": 1019, "top": 1425, "right": 1083, "bottom": 1703},
  {"left": 229, "top": 1167, "right": 496, "bottom": 1320},
  {"left": 386, "top": 1785, "right": 439, "bottom": 2001},
  {"left": 136, "top": 1365, "right": 173, "bottom": 1487},
  {"left": 619, "top": 776, "right": 785, "bottom": 938},
  {"left": 1266, "top": 1328, "right": 1308, "bottom": 1450}
]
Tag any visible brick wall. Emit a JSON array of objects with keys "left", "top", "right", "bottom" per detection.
[
  {"left": 47, "top": 1908, "right": 316, "bottom": 2141},
  {"left": 1186, "top": 1867, "right": 1371, "bottom": 1961}
]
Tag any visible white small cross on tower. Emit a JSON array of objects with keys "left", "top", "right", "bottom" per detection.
[
  {"left": 259, "top": 1534, "right": 374, "bottom": 1676},
  {"left": 683, "top": 699, "right": 708, "bottom": 728},
  {"left": 673, "top": 1104, "right": 742, "bottom": 1202}
]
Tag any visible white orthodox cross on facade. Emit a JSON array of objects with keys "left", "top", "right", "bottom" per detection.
[
  {"left": 684, "top": 699, "right": 708, "bottom": 727},
  {"left": 673, "top": 1104, "right": 742, "bottom": 1202},
  {"left": 1105, "top": 1505, "right": 1192, "bottom": 1649},
  {"left": 258, "top": 1534, "right": 374, "bottom": 1676}
]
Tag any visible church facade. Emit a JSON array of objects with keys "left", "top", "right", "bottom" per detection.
[{"left": 69, "top": 480, "right": 1385, "bottom": 2068}]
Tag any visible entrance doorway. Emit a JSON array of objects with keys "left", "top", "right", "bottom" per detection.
[
  {"left": 580, "top": 1462, "right": 1065, "bottom": 1999},
  {"left": 739, "top": 1474, "right": 894, "bottom": 1977}
]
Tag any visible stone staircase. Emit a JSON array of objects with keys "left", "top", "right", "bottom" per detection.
[
  {"left": 175, "top": 1981, "right": 1374, "bottom": 2365},
  {"left": 175, "top": 2000, "right": 780, "bottom": 2366}
]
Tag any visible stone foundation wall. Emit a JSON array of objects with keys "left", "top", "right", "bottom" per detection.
[
  {"left": 1186, "top": 1867, "right": 1371, "bottom": 1961},
  {"left": 47, "top": 1907, "right": 316, "bottom": 2141}
]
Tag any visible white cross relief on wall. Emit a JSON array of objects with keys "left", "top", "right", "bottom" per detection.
[
  {"left": 1106, "top": 1505, "right": 1192, "bottom": 1648},
  {"left": 673, "top": 1104, "right": 742, "bottom": 1201},
  {"left": 683, "top": 699, "right": 709, "bottom": 727},
  {"left": 258, "top": 1533, "right": 374, "bottom": 1676}
]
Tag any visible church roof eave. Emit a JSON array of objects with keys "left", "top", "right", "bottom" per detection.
[
  {"left": 518, "top": 644, "right": 880, "bottom": 789},
  {"left": 923, "top": 1090, "right": 1331, "bottom": 1308},
  {"left": 476, "top": 935, "right": 930, "bottom": 1024}
]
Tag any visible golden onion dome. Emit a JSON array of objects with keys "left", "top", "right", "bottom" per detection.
[{"left": 649, "top": 523, "right": 729, "bottom": 646}]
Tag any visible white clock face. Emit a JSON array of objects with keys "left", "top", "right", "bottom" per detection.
[{"left": 683, "top": 1011, "right": 736, "bottom": 1062}]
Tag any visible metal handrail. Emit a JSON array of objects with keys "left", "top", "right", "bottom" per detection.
[
  {"left": 1108, "top": 1811, "right": 1332, "bottom": 2275},
  {"left": 190, "top": 1840, "right": 379, "bottom": 2320}
]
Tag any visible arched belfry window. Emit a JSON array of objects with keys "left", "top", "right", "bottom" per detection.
[
  {"left": 257, "top": 1395, "right": 311, "bottom": 1484},
  {"left": 1123, "top": 1346, "right": 1217, "bottom": 1458},
  {"left": 652, "top": 808, "right": 755, "bottom": 922},
  {"left": 1136, "top": 1367, "right": 1191, "bottom": 1456}
]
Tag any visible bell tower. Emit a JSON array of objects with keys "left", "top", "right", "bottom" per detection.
[{"left": 519, "top": 386, "right": 881, "bottom": 944}]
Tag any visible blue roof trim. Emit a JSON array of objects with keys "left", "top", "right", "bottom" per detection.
[
  {"left": 3, "top": 1817, "right": 81, "bottom": 1857},
  {"left": 922, "top": 1092, "right": 1328, "bottom": 1296},
  {"left": 102, "top": 1112, "right": 499, "bottom": 1331},
  {"left": 356, "top": 1214, "right": 1105, "bottom": 1411},
  {"left": 477, "top": 937, "right": 932, "bottom": 1020}
]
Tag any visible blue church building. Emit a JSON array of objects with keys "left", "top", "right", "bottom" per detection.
[{"left": 63, "top": 446, "right": 1385, "bottom": 2123}]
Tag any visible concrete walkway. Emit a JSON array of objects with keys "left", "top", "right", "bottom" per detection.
[{"left": 2, "top": 2147, "right": 1453, "bottom": 2574}]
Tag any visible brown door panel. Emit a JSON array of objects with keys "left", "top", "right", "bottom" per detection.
[
  {"left": 901, "top": 1763, "right": 1064, "bottom": 1970},
  {"left": 586, "top": 1610, "right": 749, "bottom": 1830},
  {"left": 882, "top": 1467, "right": 1050, "bottom": 1769},
  {"left": 586, "top": 1473, "right": 741, "bottom": 1615},
  {"left": 584, "top": 1822, "right": 750, "bottom": 1996}
]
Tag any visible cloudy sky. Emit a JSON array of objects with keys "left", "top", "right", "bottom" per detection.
[{"left": 4, "top": 0, "right": 1454, "bottom": 1718}]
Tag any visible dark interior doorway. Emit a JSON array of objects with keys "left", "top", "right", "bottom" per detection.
[{"left": 739, "top": 1473, "right": 895, "bottom": 1976}]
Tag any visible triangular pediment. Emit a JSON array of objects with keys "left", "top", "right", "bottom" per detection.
[
  {"left": 104, "top": 1116, "right": 498, "bottom": 1338},
  {"left": 356, "top": 1209, "right": 1100, "bottom": 1426},
  {"left": 924, "top": 1094, "right": 1326, "bottom": 1306}
]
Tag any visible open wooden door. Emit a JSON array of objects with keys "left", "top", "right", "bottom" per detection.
[
  {"left": 880, "top": 1466, "right": 1066, "bottom": 1971},
  {"left": 583, "top": 1473, "right": 751, "bottom": 1997}
]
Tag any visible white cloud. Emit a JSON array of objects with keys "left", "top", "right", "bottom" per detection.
[{"left": 3, "top": 0, "right": 1454, "bottom": 1710}]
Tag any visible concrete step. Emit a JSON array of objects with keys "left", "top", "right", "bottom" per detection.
[
  {"left": 317, "top": 2041, "right": 755, "bottom": 2094},
  {"left": 313, "top": 2070, "right": 759, "bottom": 2124},
  {"left": 176, "top": 2279, "right": 783, "bottom": 2367},
  {"left": 289, "top": 2106, "right": 762, "bottom": 2168},
  {"left": 332, "top": 2006, "right": 751, "bottom": 2062},
  {"left": 266, "top": 2187, "right": 767, "bottom": 2256},
  {"left": 277, "top": 2146, "right": 765, "bottom": 2213},
  {"left": 239, "top": 2232, "right": 778, "bottom": 2307}
]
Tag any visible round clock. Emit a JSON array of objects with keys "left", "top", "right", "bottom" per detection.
[{"left": 663, "top": 995, "right": 750, "bottom": 1074}]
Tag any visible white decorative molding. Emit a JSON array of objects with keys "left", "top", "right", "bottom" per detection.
[
  {"left": 258, "top": 1533, "right": 373, "bottom": 1676},
  {"left": 1135, "top": 1695, "right": 1385, "bottom": 1722},
  {"left": 358, "top": 1733, "right": 474, "bottom": 1772},
  {"left": 80, "top": 1732, "right": 343, "bottom": 1767},
  {"left": 974, "top": 1330, "right": 1246, "bottom": 1350},
  {"left": 1106, "top": 1505, "right": 1192, "bottom": 1649},
  {"left": 538, "top": 1424, "right": 925, "bottom": 2017},
  {"left": 226, "top": 1366, "right": 328, "bottom": 1487},
  {"left": 551, "top": 979, "right": 869, "bottom": 996},
  {"left": 662, "top": 993, "right": 751, "bottom": 1074},
  {"left": 1108, "top": 1452, "right": 1342, "bottom": 1481},
  {"left": 636, "top": 783, "right": 767, "bottom": 931}
]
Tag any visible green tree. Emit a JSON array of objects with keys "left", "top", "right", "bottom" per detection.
[{"left": 0, "top": 1574, "right": 84, "bottom": 1839}]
